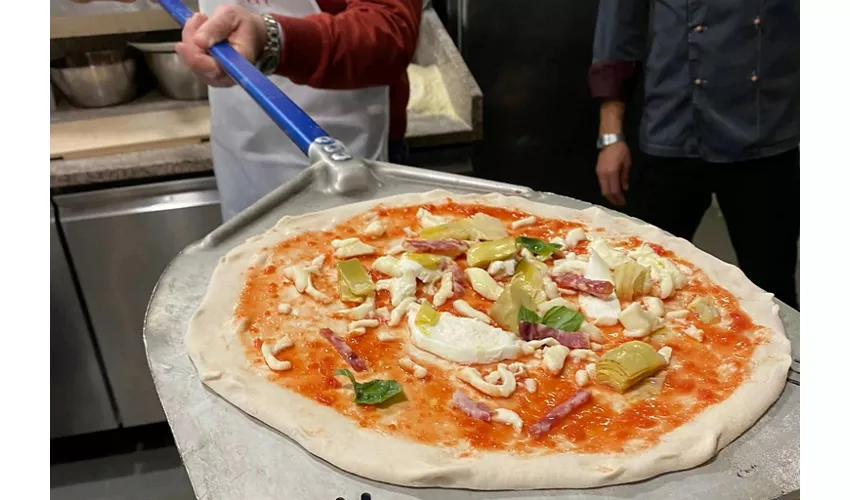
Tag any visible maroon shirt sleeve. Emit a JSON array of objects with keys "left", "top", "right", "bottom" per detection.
[
  {"left": 588, "top": 61, "right": 639, "bottom": 100},
  {"left": 271, "top": 0, "right": 422, "bottom": 90}
]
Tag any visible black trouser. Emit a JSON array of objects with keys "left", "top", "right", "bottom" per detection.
[{"left": 629, "top": 147, "right": 800, "bottom": 310}]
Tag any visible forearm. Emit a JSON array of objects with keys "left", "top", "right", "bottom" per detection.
[
  {"left": 599, "top": 99, "right": 626, "bottom": 135},
  {"left": 271, "top": 0, "right": 422, "bottom": 90}
]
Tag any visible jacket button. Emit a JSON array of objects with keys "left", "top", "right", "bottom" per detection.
[
  {"left": 754, "top": 16, "right": 761, "bottom": 26},
  {"left": 695, "top": 25, "right": 705, "bottom": 32},
  {"left": 694, "top": 79, "right": 703, "bottom": 85},
  {"left": 751, "top": 74, "right": 759, "bottom": 82}
]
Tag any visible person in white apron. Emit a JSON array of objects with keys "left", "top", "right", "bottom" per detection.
[
  {"left": 186, "top": 1, "right": 390, "bottom": 220},
  {"left": 79, "top": 0, "right": 419, "bottom": 220}
]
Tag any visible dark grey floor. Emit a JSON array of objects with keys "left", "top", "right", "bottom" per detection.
[
  {"left": 52, "top": 447, "right": 195, "bottom": 500},
  {"left": 50, "top": 198, "right": 799, "bottom": 500}
]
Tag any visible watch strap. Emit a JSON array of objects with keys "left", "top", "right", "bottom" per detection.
[
  {"left": 256, "top": 14, "right": 282, "bottom": 76},
  {"left": 596, "top": 133, "right": 625, "bottom": 150}
]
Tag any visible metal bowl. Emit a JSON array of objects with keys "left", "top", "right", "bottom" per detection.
[
  {"left": 50, "top": 50, "right": 138, "bottom": 108},
  {"left": 144, "top": 52, "right": 208, "bottom": 101}
]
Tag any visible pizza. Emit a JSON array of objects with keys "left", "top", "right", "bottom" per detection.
[{"left": 185, "top": 190, "right": 791, "bottom": 490}]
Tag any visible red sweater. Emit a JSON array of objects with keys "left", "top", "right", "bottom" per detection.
[{"left": 271, "top": 0, "right": 422, "bottom": 141}]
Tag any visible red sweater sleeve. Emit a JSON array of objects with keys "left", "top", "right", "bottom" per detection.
[{"left": 271, "top": 0, "right": 422, "bottom": 90}]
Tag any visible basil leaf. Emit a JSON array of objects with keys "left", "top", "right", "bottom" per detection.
[
  {"left": 541, "top": 306, "right": 584, "bottom": 332},
  {"left": 334, "top": 368, "right": 404, "bottom": 405},
  {"left": 353, "top": 379, "right": 404, "bottom": 405},
  {"left": 518, "top": 305, "right": 541, "bottom": 324},
  {"left": 516, "top": 236, "right": 562, "bottom": 257}
]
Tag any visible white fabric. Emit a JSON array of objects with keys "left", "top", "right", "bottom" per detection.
[{"left": 200, "top": 0, "right": 390, "bottom": 220}]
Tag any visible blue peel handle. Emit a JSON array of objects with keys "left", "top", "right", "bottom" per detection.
[{"left": 158, "top": 0, "right": 328, "bottom": 156}]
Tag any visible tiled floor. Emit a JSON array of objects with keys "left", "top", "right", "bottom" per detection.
[{"left": 51, "top": 198, "right": 799, "bottom": 500}]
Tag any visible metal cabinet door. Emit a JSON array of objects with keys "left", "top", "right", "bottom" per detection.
[
  {"left": 51, "top": 204, "right": 118, "bottom": 438},
  {"left": 55, "top": 178, "right": 222, "bottom": 427}
]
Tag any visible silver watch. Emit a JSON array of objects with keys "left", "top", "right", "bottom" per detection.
[
  {"left": 596, "top": 133, "right": 625, "bottom": 150},
  {"left": 256, "top": 14, "right": 282, "bottom": 76}
]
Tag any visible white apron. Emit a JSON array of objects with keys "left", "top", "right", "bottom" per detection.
[{"left": 200, "top": 0, "right": 390, "bottom": 220}]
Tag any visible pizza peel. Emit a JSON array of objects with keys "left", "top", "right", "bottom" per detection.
[{"left": 146, "top": 2, "right": 800, "bottom": 498}]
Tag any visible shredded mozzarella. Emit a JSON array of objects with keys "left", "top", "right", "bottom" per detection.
[
  {"left": 510, "top": 216, "right": 537, "bottom": 229},
  {"left": 575, "top": 369, "right": 589, "bottom": 387},
  {"left": 363, "top": 219, "right": 386, "bottom": 238},
  {"left": 458, "top": 364, "right": 516, "bottom": 398},
  {"left": 338, "top": 296, "right": 375, "bottom": 320},
  {"left": 492, "top": 408, "right": 523, "bottom": 432},
  {"left": 452, "top": 300, "right": 492, "bottom": 323},
  {"left": 643, "top": 296, "right": 666, "bottom": 317},
  {"left": 487, "top": 259, "right": 517, "bottom": 278},
  {"left": 432, "top": 272, "right": 455, "bottom": 307},
  {"left": 388, "top": 297, "right": 416, "bottom": 326},
  {"left": 564, "top": 228, "right": 586, "bottom": 248},
  {"left": 304, "top": 275, "right": 330, "bottom": 303},
  {"left": 568, "top": 349, "right": 597, "bottom": 361},
  {"left": 542, "top": 345, "right": 570, "bottom": 375},
  {"left": 666, "top": 309, "right": 690, "bottom": 319},
  {"left": 332, "top": 238, "right": 377, "bottom": 258},
  {"left": 417, "top": 208, "right": 448, "bottom": 228},
  {"left": 684, "top": 324, "right": 704, "bottom": 342},
  {"left": 261, "top": 338, "right": 293, "bottom": 371},
  {"left": 399, "top": 357, "right": 428, "bottom": 379},
  {"left": 465, "top": 268, "right": 504, "bottom": 301}
]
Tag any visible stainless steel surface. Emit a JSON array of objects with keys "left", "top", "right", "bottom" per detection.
[
  {"left": 143, "top": 52, "right": 209, "bottom": 101},
  {"left": 51, "top": 50, "right": 138, "bottom": 108},
  {"left": 56, "top": 178, "right": 222, "bottom": 428},
  {"left": 144, "top": 156, "right": 799, "bottom": 500},
  {"left": 51, "top": 204, "right": 118, "bottom": 438}
]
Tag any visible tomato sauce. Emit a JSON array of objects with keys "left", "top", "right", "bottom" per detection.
[{"left": 234, "top": 201, "right": 763, "bottom": 455}]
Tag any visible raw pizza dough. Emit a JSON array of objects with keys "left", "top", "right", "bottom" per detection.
[
  {"left": 185, "top": 190, "right": 791, "bottom": 490},
  {"left": 406, "top": 64, "right": 459, "bottom": 119}
]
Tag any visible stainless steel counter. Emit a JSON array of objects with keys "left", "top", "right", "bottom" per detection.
[{"left": 144, "top": 156, "right": 799, "bottom": 500}]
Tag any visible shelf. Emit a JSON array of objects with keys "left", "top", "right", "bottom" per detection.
[
  {"left": 51, "top": 89, "right": 207, "bottom": 125},
  {"left": 51, "top": 11, "right": 181, "bottom": 40}
]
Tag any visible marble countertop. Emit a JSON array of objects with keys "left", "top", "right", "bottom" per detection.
[{"left": 50, "top": 142, "right": 214, "bottom": 189}]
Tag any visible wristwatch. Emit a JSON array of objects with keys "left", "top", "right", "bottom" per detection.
[
  {"left": 596, "top": 133, "right": 625, "bottom": 150},
  {"left": 256, "top": 14, "right": 282, "bottom": 76}
]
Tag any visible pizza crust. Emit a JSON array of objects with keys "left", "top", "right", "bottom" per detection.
[{"left": 185, "top": 189, "right": 792, "bottom": 490}]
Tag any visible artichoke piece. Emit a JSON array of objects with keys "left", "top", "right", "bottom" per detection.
[
  {"left": 336, "top": 259, "right": 375, "bottom": 297},
  {"left": 596, "top": 341, "right": 666, "bottom": 393},
  {"left": 404, "top": 252, "right": 445, "bottom": 270},
  {"left": 626, "top": 371, "right": 668, "bottom": 403},
  {"left": 463, "top": 213, "right": 508, "bottom": 241},
  {"left": 466, "top": 237, "right": 518, "bottom": 268},
  {"left": 338, "top": 269, "right": 364, "bottom": 303},
  {"left": 513, "top": 258, "right": 545, "bottom": 298},
  {"left": 490, "top": 259, "right": 544, "bottom": 332},
  {"left": 688, "top": 296, "right": 720, "bottom": 324},
  {"left": 420, "top": 220, "right": 470, "bottom": 241},
  {"left": 491, "top": 279, "right": 536, "bottom": 333},
  {"left": 612, "top": 260, "right": 651, "bottom": 302},
  {"left": 415, "top": 301, "right": 441, "bottom": 327}
]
